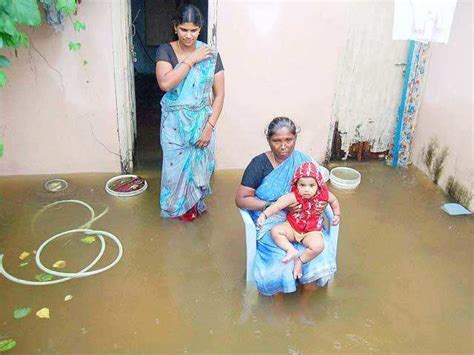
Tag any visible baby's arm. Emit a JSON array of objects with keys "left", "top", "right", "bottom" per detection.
[
  {"left": 256, "top": 193, "right": 296, "bottom": 227},
  {"left": 328, "top": 192, "right": 341, "bottom": 225}
]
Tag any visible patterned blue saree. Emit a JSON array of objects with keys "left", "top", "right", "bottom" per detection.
[
  {"left": 160, "top": 41, "right": 217, "bottom": 218},
  {"left": 253, "top": 150, "right": 338, "bottom": 296}
]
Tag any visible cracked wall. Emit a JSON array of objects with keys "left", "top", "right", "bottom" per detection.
[{"left": 0, "top": 2, "right": 121, "bottom": 175}]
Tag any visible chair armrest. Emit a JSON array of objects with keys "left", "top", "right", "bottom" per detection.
[{"left": 322, "top": 204, "right": 340, "bottom": 258}]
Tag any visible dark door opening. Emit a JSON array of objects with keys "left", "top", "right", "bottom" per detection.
[{"left": 131, "top": 0, "right": 208, "bottom": 172}]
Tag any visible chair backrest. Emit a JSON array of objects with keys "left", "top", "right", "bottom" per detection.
[{"left": 239, "top": 205, "right": 339, "bottom": 287}]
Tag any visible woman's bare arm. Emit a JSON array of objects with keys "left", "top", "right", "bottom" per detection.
[
  {"left": 209, "top": 71, "right": 225, "bottom": 126},
  {"left": 196, "top": 71, "right": 225, "bottom": 148},
  {"left": 155, "top": 46, "right": 213, "bottom": 92},
  {"left": 235, "top": 185, "right": 267, "bottom": 211},
  {"left": 328, "top": 191, "right": 341, "bottom": 225}
]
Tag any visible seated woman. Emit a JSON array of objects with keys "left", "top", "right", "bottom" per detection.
[{"left": 235, "top": 117, "right": 337, "bottom": 296}]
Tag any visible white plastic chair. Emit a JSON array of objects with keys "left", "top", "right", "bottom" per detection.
[{"left": 239, "top": 205, "right": 340, "bottom": 286}]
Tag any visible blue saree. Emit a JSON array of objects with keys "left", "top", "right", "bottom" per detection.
[
  {"left": 160, "top": 41, "right": 217, "bottom": 218},
  {"left": 252, "top": 150, "right": 338, "bottom": 296}
]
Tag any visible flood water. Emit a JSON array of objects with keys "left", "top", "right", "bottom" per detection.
[{"left": 0, "top": 162, "right": 472, "bottom": 353}]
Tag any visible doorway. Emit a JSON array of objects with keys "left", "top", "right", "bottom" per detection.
[{"left": 130, "top": 0, "right": 210, "bottom": 172}]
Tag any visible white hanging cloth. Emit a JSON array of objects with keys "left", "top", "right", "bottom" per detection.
[{"left": 393, "top": 0, "right": 458, "bottom": 43}]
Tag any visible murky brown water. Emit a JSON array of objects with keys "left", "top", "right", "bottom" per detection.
[{"left": 1, "top": 162, "right": 472, "bottom": 353}]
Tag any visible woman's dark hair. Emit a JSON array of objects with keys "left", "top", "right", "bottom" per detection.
[
  {"left": 265, "top": 117, "right": 300, "bottom": 139},
  {"left": 173, "top": 4, "right": 204, "bottom": 28}
]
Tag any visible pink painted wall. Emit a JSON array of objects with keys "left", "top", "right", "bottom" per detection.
[
  {"left": 215, "top": 1, "right": 347, "bottom": 168},
  {"left": 411, "top": 1, "right": 473, "bottom": 210},
  {"left": 0, "top": 2, "right": 121, "bottom": 175}
]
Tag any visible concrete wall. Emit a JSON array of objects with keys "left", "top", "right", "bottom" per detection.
[
  {"left": 0, "top": 1, "right": 121, "bottom": 175},
  {"left": 410, "top": 1, "right": 473, "bottom": 210},
  {"left": 215, "top": 0, "right": 347, "bottom": 168}
]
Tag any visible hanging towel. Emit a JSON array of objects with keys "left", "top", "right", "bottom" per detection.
[{"left": 393, "top": 0, "right": 458, "bottom": 43}]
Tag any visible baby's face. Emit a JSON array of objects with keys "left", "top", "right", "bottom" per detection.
[{"left": 296, "top": 177, "right": 319, "bottom": 199}]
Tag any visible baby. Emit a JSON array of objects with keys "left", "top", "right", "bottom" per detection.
[{"left": 257, "top": 162, "right": 341, "bottom": 279}]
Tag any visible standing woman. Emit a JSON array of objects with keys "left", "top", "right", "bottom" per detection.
[{"left": 155, "top": 4, "right": 225, "bottom": 221}]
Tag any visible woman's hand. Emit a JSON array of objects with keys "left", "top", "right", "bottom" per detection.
[
  {"left": 287, "top": 201, "right": 303, "bottom": 214},
  {"left": 196, "top": 123, "right": 213, "bottom": 148},
  {"left": 188, "top": 45, "right": 213, "bottom": 65},
  {"left": 332, "top": 214, "right": 340, "bottom": 225},
  {"left": 257, "top": 213, "right": 266, "bottom": 228}
]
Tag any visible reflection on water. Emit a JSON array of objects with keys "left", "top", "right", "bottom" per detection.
[{"left": 0, "top": 163, "right": 472, "bottom": 353}]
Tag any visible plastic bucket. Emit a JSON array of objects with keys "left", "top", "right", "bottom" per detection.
[{"left": 330, "top": 167, "right": 361, "bottom": 190}]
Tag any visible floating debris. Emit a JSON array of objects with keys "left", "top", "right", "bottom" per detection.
[
  {"left": 13, "top": 307, "right": 32, "bottom": 319},
  {"left": 36, "top": 308, "right": 50, "bottom": 319},
  {"left": 80, "top": 236, "right": 96, "bottom": 244},
  {"left": 44, "top": 179, "right": 68, "bottom": 192},
  {"left": 35, "top": 273, "right": 54, "bottom": 282},
  {"left": 0, "top": 339, "right": 16, "bottom": 352},
  {"left": 441, "top": 203, "right": 472, "bottom": 216},
  {"left": 19, "top": 262, "right": 28, "bottom": 267},
  {"left": 19, "top": 252, "right": 30, "bottom": 260},
  {"left": 64, "top": 295, "right": 73, "bottom": 301},
  {"left": 52, "top": 260, "right": 67, "bottom": 269}
]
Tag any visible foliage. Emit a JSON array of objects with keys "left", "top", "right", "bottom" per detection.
[
  {"left": 0, "top": 339, "right": 16, "bottom": 352},
  {"left": 0, "top": 0, "right": 82, "bottom": 87},
  {"left": 13, "top": 307, "right": 32, "bottom": 319}
]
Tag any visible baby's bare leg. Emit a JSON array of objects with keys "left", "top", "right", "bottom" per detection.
[
  {"left": 300, "top": 232, "right": 325, "bottom": 264},
  {"left": 293, "top": 232, "right": 324, "bottom": 280},
  {"left": 270, "top": 222, "right": 299, "bottom": 263}
]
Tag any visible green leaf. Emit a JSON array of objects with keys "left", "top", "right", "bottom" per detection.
[
  {"left": 0, "top": 14, "right": 19, "bottom": 35},
  {"left": 39, "top": 0, "right": 53, "bottom": 5},
  {"left": 81, "top": 236, "right": 96, "bottom": 244},
  {"left": 35, "top": 273, "right": 54, "bottom": 282},
  {"left": 0, "top": 339, "right": 16, "bottom": 352},
  {"left": 0, "top": 55, "right": 10, "bottom": 67},
  {"left": 19, "top": 262, "right": 28, "bottom": 267},
  {"left": 56, "top": 0, "right": 76, "bottom": 16},
  {"left": 14, "top": 307, "right": 32, "bottom": 319},
  {"left": 68, "top": 41, "right": 81, "bottom": 51},
  {"left": 0, "top": 70, "right": 7, "bottom": 88},
  {"left": 73, "top": 20, "right": 86, "bottom": 32},
  {"left": 7, "top": 0, "right": 42, "bottom": 27},
  {"left": 17, "top": 31, "right": 29, "bottom": 47}
]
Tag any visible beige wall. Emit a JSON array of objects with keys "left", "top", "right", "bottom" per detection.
[
  {"left": 411, "top": 1, "right": 473, "bottom": 210},
  {"left": 215, "top": 0, "right": 347, "bottom": 168},
  {"left": 0, "top": 1, "right": 121, "bottom": 175}
]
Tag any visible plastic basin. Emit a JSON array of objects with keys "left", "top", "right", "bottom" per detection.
[{"left": 330, "top": 167, "right": 361, "bottom": 190}]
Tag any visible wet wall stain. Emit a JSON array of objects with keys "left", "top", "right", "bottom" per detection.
[
  {"left": 422, "top": 137, "right": 449, "bottom": 184},
  {"left": 432, "top": 147, "right": 449, "bottom": 184},
  {"left": 446, "top": 176, "right": 472, "bottom": 208},
  {"left": 424, "top": 138, "right": 438, "bottom": 172},
  {"left": 330, "top": 121, "right": 346, "bottom": 161}
]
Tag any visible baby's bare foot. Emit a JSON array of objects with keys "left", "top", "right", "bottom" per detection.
[
  {"left": 293, "top": 261, "right": 303, "bottom": 279},
  {"left": 282, "top": 248, "right": 298, "bottom": 263}
]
